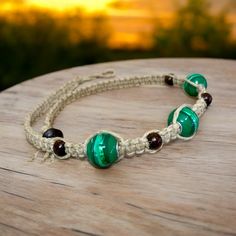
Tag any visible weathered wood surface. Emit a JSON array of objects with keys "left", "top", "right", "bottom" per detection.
[{"left": 0, "top": 59, "right": 236, "bottom": 236}]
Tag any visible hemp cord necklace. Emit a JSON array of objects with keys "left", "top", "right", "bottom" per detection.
[{"left": 24, "top": 70, "right": 212, "bottom": 168}]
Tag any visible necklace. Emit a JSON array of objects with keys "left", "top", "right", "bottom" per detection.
[{"left": 24, "top": 70, "right": 212, "bottom": 168}]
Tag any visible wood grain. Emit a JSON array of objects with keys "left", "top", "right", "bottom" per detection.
[{"left": 0, "top": 59, "right": 236, "bottom": 236}]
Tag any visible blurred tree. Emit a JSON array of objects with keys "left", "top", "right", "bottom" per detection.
[
  {"left": 0, "top": 9, "right": 110, "bottom": 90},
  {"left": 152, "top": 0, "right": 236, "bottom": 58}
]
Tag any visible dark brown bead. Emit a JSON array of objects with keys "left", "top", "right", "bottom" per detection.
[
  {"left": 164, "top": 74, "right": 174, "bottom": 86},
  {"left": 43, "top": 128, "right": 64, "bottom": 138},
  {"left": 146, "top": 132, "right": 163, "bottom": 150},
  {"left": 53, "top": 140, "right": 66, "bottom": 157},
  {"left": 201, "top": 93, "right": 213, "bottom": 107}
]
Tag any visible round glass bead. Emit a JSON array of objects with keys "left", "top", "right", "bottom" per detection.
[
  {"left": 184, "top": 73, "right": 208, "bottom": 97},
  {"left": 86, "top": 132, "right": 119, "bottom": 169},
  {"left": 167, "top": 106, "right": 199, "bottom": 138},
  {"left": 201, "top": 92, "right": 213, "bottom": 107},
  {"left": 53, "top": 140, "right": 66, "bottom": 157},
  {"left": 146, "top": 132, "right": 163, "bottom": 150},
  {"left": 43, "top": 128, "right": 64, "bottom": 138},
  {"left": 164, "top": 74, "right": 174, "bottom": 86}
]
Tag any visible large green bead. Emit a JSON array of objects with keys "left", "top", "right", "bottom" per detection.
[
  {"left": 184, "top": 73, "right": 207, "bottom": 97},
  {"left": 86, "top": 132, "right": 119, "bottom": 168},
  {"left": 167, "top": 107, "right": 199, "bottom": 138}
]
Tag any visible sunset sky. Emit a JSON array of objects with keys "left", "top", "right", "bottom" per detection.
[
  {"left": 28, "top": 0, "right": 112, "bottom": 12},
  {"left": 20, "top": 0, "right": 236, "bottom": 14},
  {"left": 1, "top": 0, "right": 236, "bottom": 48}
]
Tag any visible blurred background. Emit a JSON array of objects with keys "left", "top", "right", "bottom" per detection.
[{"left": 0, "top": 0, "right": 235, "bottom": 91}]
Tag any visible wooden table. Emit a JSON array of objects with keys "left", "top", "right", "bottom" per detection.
[{"left": 1, "top": 59, "right": 236, "bottom": 236}]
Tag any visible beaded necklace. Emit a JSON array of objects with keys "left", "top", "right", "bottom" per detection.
[{"left": 24, "top": 70, "right": 212, "bottom": 168}]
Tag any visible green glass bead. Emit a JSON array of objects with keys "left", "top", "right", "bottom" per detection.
[
  {"left": 86, "top": 132, "right": 119, "bottom": 169},
  {"left": 167, "top": 106, "right": 199, "bottom": 138},
  {"left": 184, "top": 73, "right": 208, "bottom": 97}
]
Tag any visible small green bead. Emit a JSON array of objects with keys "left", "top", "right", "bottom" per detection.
[
  {"left": 168, "top": 106, "right": 199, "bottom": 138},
  {"left": 86, "top": 132, "right": 119, "bottom": 169},
  {"left": 184, "top": 73, "right": 208, "bottom": 97}
]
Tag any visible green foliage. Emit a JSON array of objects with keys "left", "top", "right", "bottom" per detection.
[{"left": 153, "top": 0, "right": 236, "bottom": 57}]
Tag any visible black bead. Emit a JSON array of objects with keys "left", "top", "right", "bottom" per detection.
[
  {"left": 201, "top": 93, "right": 213, "bottom": 107},
  {"left": 146, "top": 132, "right": 163, "bottom": 150},
  {"left": 53, "top": 140, "right": 67, "bottom": 157},
  {"left": 164, "top": 74, "right": 174, "bottom": 86},
  {"left": 43, "top": 128, "right": 64, "bottom": 138}
]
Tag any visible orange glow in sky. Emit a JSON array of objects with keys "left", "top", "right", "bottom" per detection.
[
  {"left": 25, "top": 0, "right": 154, "bottom": 48},
  {"left": 1, "top": 0, "right": 236, "bottom": 48},
  {"left": 27, "top": 0, "right": 112, "bottom": 12}
]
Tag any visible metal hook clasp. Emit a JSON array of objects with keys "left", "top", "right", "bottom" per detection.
[{"left": 89, "top": 69, "right": 116, "bottom": 80}]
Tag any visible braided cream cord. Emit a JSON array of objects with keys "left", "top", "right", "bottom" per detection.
[{"left": 24, "top": 70, "right": 207, "bottom": 160}]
